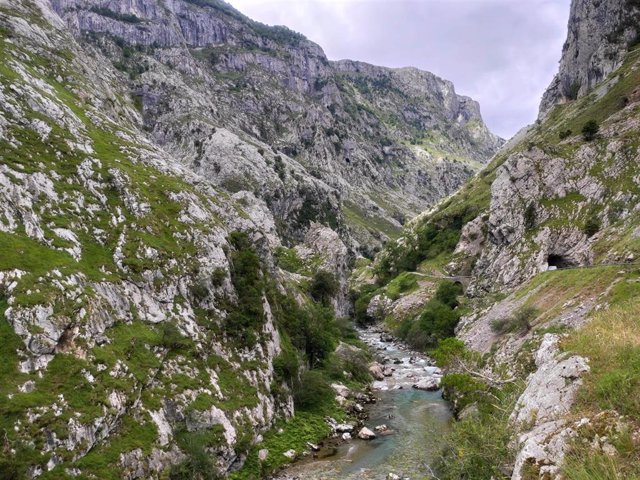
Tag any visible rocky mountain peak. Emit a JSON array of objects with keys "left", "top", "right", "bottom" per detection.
[{"left": 539, "top": 0, "right": 640, "bottom": 117}]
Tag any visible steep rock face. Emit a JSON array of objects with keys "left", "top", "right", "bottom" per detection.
[
  {"left": 540, "top": 0, "right": 639, "bottom": 116},
  {"left": 48, "top": 0, "right": 502, "bottom": 252},
  {"left": 0, "top": 1, "right": 306, "bottom": 477}
]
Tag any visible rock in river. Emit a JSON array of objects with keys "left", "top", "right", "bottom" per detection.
[
  {"left": 358, "top": 427, "right": 377, "bottom": 440},
  {"left": 412, "top": 377, "right": 441, "bottom": 391}
]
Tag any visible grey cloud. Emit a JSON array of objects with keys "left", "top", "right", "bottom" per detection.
[{"left": 229, "top": 0, "right": 571, "bottom": 138}]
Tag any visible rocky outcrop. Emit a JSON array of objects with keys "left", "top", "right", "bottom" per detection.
[
  {"left": 48, "top": 0, "right": 503, "bottom": 252},
  {"left": 510, "top": 335, "right": 590, "bottom": 479},
  {"left": 469, "top": 120, "right": 640, "bottom": 292},
  {"left": 540, "top": 0, "right": 640, "bottom": 116}
]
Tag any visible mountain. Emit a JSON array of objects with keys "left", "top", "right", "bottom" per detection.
[
  {"left": 49, "top": 0, "right": 503, "bottom": 253},
  {"left": 355, "top": 0, "right": 640, "bottom": 478},
  {"left": 0, "top": 0, "right": 503, "bottom": 478}
]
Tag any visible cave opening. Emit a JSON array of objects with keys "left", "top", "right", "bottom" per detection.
[{"left": 547, "top": 254, "right": 573, "bottom": 269}]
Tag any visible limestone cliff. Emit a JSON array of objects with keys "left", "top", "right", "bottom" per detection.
[
  {"left": 48, "top": 0, "right": 503, "bottom": 252},
  {"left": 540, "top": 0, "right": 640, "bottom": 116}
]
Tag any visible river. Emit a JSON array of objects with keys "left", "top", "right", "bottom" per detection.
[{"left": 278, "top": 328, "right": 453, "bottom": 480}]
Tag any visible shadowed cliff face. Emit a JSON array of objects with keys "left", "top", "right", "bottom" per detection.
[
  {"left": 540, "top": 0, "right": 640, "bottom": 117},
  {"left": 49, "top": 0, "right": 503, "bottom": 253}
]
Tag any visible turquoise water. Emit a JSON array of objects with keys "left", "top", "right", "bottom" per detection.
[{"left": 281, "top": 328, "right": 453, "bottom": 480}]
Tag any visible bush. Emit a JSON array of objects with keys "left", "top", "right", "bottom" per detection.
[
  {"left": 301, "top": 305, "right": 338, "bottom": 367},
  {"left": 225, "top": 232, "right": 265, "bottom": 346},
  {"left": 159, "top": 322, "right": 192, "bottom": 351},
  {"left": 170, "top": 431, "right": 224, "bottom": 480},
  {"left": 292, "top": 370, "right": 333, "bottom": 411},
  {"left": 386, "top": 272, "right": 418, "bottom": 300},
  {"left": 418, "top": 300, "right": 461, "bottom": 343},
  {"left": 559, "top": 129, "right": 572, "bottom": 140},
  {"left": 352, "top": 284, "right": 379, "bottom": 325},
  {"left": 309, "top": 270, "right": 339, "bottom": 306},
  {"left": 523, "top": 203, "right": 537, "bottom": 230},
  {"left": 431, "top": 337, "right": 468, "bottom": 367},
  {"left": 582, "top": 120, "right": 600, "bottom": 141},
  {"left": 583, "top": 214, "right": 601, "bottom": 237},
  {"left": 436, "top": 398, "right": 515, "bottom": 480},
  {"left": 490, "top": 307, "right": 538, "bottom": 335},
  {"left": 434, "top": 281, "right": 463, "bottom": 309}
]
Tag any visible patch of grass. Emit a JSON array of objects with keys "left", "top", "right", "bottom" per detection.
[
  {"left": 385, "top": 271, "right": 418, "bottom": 300},
  {"left": 436, "top": 386, "right": 519, "bottom": 480},
  {"left": 563, "top": 300, "right": 640, "bottom": 418},
  {"left": 274, "top": 246, "right": 303, "bottom": 273},
  {"left": 230, "top": 404, "right": 341, "bottom": 480}
]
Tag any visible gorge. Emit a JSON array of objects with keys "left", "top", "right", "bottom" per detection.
[{"left": 1, "top": 0, "right": 640, "bottom": 479}]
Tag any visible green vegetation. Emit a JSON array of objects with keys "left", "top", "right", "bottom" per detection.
[
  {"left": 396, "top": 281, "right": 463, "bottom": 351},
  {"left": 430, "top": 335, "right": 524, "bottom": 479},
  {"left": 385, "top": 271, "right": 418, "bottom": 300},
  {"left": 490, "top": 306, "right": 538, "bottom": 335},
  {"left": 309, "top": 270, "right": 339, "bottom": 306},
  {"left": 274, "top": 246, "right": 303, "bottom": 273},
  {"left": 90, "top": 6, "right": 143, "bottom": 23},
  {"left": 224, "top": 231, "right": 266, "bottom": 346},
  {"left": 436, "top": 390, "right": 518, "bottom": 480},
  {"left": 559, "top": 129, "right": 573, "bottom": 140},
  {"left": 582, "top": 119, "right": 600, "bottom": 141}
]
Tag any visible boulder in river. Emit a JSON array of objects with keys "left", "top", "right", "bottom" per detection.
[
  {"left": 380, "top": 333, "right": 395, "bottom": 342},
  {"left": 358, "top": 427, "right": 376, "bottom": 440},
  {"left": 412, "top": 377, "right": 441, "bottom": 391},
  {"left": 369, "top": 363, "right": 385, "bottom": 380}
]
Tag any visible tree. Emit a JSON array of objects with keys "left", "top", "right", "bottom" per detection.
[
  {"left": 309, "top": 270, "right": 338, "bottom": 306},
  {"left": 524, "top": 203, "right": 537, "bottom": 230},
  {"left": 582, "top": 120, "right": 600, "bottom": 141}
]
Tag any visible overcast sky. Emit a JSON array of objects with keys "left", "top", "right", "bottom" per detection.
[{"left": 228, "top": 0, "right": 571, "bottom": 139}]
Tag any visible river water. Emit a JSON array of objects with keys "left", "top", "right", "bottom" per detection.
[{"left": 279, "top": 329, "right": 453, "bottom": 480}]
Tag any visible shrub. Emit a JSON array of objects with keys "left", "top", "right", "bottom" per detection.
[
  {"left": 418, "top": 300, "right": 461, "bottom": 343},
  {"left": 431, "top": 337, "right": 468, "bottom": 367},
  {"left": 210, "top": 267, "right": 226, "bottom": 287},
  {"left": 292, "top": 370, "right": 333, "bottom": 411},
  {"left": 273, "top": 344, "right": 300, "bottom": 387},
  {"left": 386, "top": 272, "right": 418, "bottom": 300},
  {"left": 309, "top": 270, "right": 339, "bottom": 306},
  {"left": 436, "top": 395, "right": 515, "bottom": 480},
  {"left": 353, "top": 284, "right": 379, "bottom": 325},
  {"left": 582, "top": 120, "right": 600, "bottom": 141},
  {"left": 159, "top": 323, "right": 192, "bottom": 351},
  {"left": 274, "top": 247, "right": 303, "bottom": 273},
  {"left": 524, "top": 202, "right": 537, "bottom": 230},
  {"left": 300, "top": 305, "right": 338, "bottom": 367},
  {"left": 225, "top": 232, "right": 265, "bottom": 346},
  {"left": 559, "top": 129, "right": 573, "bottom": 140},
  {"left": 583, "top": 214, "right": 601, "bottom": 237},
  {"left": 491, "top": 307, "right": 538, "bottom": 335},
  {"left": 434, "top": 281, "right": 463, "bottom": 309}
]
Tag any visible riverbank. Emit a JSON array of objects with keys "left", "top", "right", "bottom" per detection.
[{"left": 275, "top": 327, "right": 453, "bottom": 480}]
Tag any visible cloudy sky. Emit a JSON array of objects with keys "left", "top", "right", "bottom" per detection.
[{"left": 228, "top": 0, "right": 571, "bottom": 139}]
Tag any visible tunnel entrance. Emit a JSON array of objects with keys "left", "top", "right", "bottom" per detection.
[{"left": 547, "top": 254, "right": 573, "bottom": 269}]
